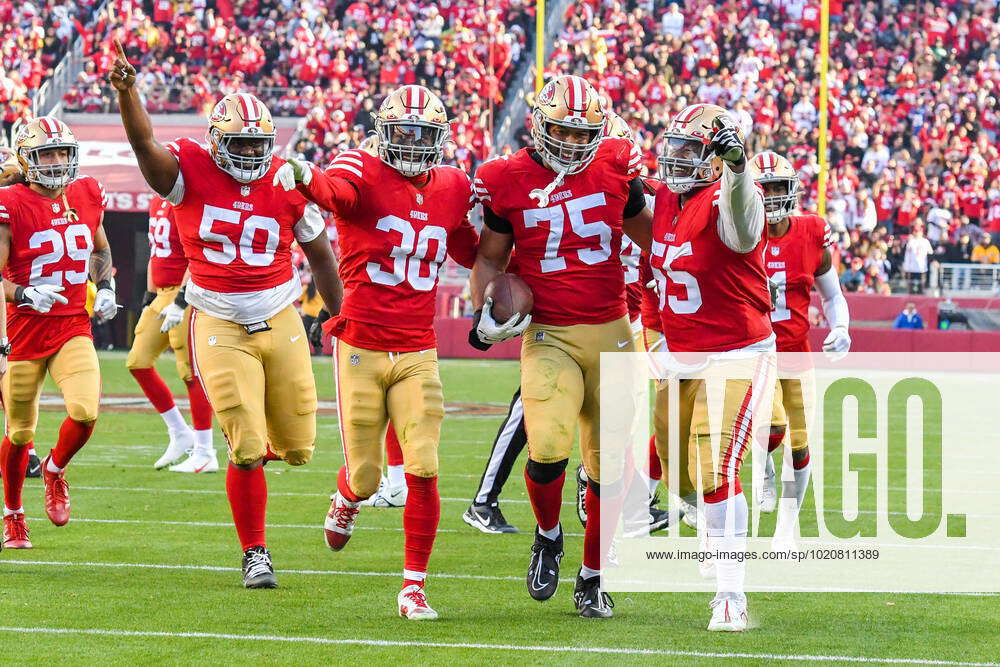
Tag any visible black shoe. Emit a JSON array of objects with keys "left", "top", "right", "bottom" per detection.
[
  {"left": 623, "top": 496, "right": 673, "bottom": 538},
  {"left": 527, "top": 526, "right": 563, "bottom": 601},
  {"left": 574, "top": 569, "right": 614, "bottom": 618},
  {"left": 462, "top": 502, "right": 519, "bottom": 534},
  {"left": 242, "top": 546, "right": 277, "bottom": 589},
  {"left": 575, "top": 464, "right": 588, "bottom": 528},
  {"left": 25, "top": 454, "right": 42, "bottom": 479}
]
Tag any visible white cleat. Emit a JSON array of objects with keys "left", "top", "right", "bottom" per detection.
[
  {"left": 359, "top": 476, "right": 407, "bottom": 507},
  {"left": 154, "top": 428, "right": 195, "bottom": 469},
  {"left": 398, "top": 584, "right": 438, "bottom": 620},
  {"left": 675, "top": 495, "right": 699, "bottom": 529},
  {"left": 169, "top": 449, "right": 219, "bottom": 474},
  {"left": 759, "top": 473, "right": 777, "bottom": 513},
  {"left": 708, "top": 596, "right": 749, "bottom": 632}
]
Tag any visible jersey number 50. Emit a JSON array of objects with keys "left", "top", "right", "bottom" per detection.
[{"left": 199, "top": 205, "right": 279, "bottom": 266}]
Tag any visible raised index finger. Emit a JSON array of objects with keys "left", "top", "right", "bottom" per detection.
[{"left": 114, "top": 39, "right": 128, "bottom": 62}]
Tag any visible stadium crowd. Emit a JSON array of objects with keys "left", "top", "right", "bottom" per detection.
[
  {"left": 542, "top": 0, "right": 1000, "bottom": 293},
  {"left": 1, "top": 0, "right": 104, "bottom": 136},
  {"left": 61, "top": 0, "right": 534, "bottom": 171}
]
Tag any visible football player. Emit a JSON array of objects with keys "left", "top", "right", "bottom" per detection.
[
  {"left": 0, "top": 117, "right": 119, "bottom": 549},
  {"left": 469, "top": 75, "right": 652, "bottom": 618},
  {"left": 111, "top": 41, "right": 342, "bottom": 588},
  {"left": 127, "top": 195, "right": 217, "bottom": 472},
  {"left": 649, "top": 103, "right": 770, "bottom": 631},
  {"left": 274, "top": 84, "right": 479, "bottom": 619},
  {"left": 750, "top": 151, "right": 850, "bottom": 522}
]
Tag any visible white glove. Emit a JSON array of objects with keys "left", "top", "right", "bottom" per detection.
[
  {"left": 476, "top": 297, "right": 531, "bottom": 344},
  {"left": 822, "top": 326, "right": 851, "bottom": 362},
  {"left": 272, "top": 158, "right": 312, "bottom": 191},
  {"left": 93, "top": 288, "right": 118, "bottom": 321},
  {"left": 158, "top": 302, "right": 185, "bottom": 332},
  {"left": 17, "top": 284, "right": 69, "bottom": 313}
]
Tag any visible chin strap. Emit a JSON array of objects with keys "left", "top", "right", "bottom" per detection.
[
  {"left": 62, "top": 192, "right": 78, "bottom": 223},
  {"left": 528, "top": 167, "right": 569, "bottom": 207}
]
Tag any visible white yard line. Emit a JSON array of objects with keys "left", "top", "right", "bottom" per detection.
[{"left": 0, "top": 626, "right": 994, "bottom": 664}]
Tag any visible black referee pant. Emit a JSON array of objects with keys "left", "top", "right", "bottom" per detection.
[{"left": 472, "top": 387, "right": 527, "bottom": 506}]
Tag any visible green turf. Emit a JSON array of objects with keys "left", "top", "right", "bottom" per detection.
[{"left": 3, "top": 354, "right": 997, "bottom": 665}]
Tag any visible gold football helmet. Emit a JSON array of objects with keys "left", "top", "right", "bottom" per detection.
[
  {"left": 207, "top": 93, "right": 276, "bottom": 182},
  {"left": 374, "top": 85, "right": 449, "bottom": 177},
  {"left": 531, "top": 75, "right": 606, "bottom": 174},
  {"left": 750, "top": 151, "right": 799, "bottom": 222},
  {"left": 658, "top": 103, "right": 741, "bottom": 194},
  {"left": 602, "top": 111, "right": 634, "bottom": 144},
  {"left": 15, "top": 116, "right": 80, "bottom": 189},
  {"left": 0, "top": 146, "right": 22, "bottom": 186}
]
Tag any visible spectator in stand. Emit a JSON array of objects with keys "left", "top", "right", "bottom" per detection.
[
  {"left": 893, "top": 302, "right": 925, "bottom": 330},
  {"left": 903, "top": 224, "right": 934, "bottom": 294},
  {"left": 971, "top": 233, "right": 1000, "bottom": 265},
  {"left": 840, "top": 257, "right": 866, "bottom": 293},
  {"left": 944, "top": 232, "right": 976, "bottom": 290}
]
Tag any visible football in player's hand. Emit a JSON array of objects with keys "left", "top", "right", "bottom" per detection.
[{"left": 485, "top": 273, "right": 533, "bottom": 323}]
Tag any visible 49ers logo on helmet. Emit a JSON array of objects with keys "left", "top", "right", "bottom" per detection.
[
  {"left": 210, "top": 102, "right": 228, "bottom": 123},
  {"left": 537, "top": 81, "right": 556, "bottom": 106}
]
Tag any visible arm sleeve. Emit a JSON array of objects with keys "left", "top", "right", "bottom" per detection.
[
  {"left": 293, "top": 203, "right": 327, "bottom": 243},
  {"left": 447, "top": 218, "right": 480, "bottom": 269},
  {"left": 483, "top": 204, "right": 513, "bottom": 234},
  {"left": 296, "top": 164, "right": 360, "bottom": 215},
  {"left": 815, "top": 266, "right": 850, "bottom": 331},
  {"left": 715, "top": 163, "right": 766, "bottom": 253},
  {"left": 623, "top": 177, "right": 647, "bottom": 219}
]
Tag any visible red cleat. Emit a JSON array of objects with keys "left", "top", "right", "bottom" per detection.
[
  {"left": 2, "top": 513, "right": 32, "bottom": 549},
  {"left": 42, "top": 456, "right": 71, "bottom": 526},
  {"left": 324, "top": 493, "right": 360, "bottom": 551}
]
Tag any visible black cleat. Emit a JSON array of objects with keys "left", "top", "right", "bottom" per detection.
[
  {"left": 25, "top": 454, "right": 42, "bottom": 479},
  {"left": 575, "top": 464, "right": 588, "bottom": 528},
  {"left": 574, "top": 569, "right": 614, "bottom": 618},
  {"left": 242, "top": 546, "right": 277, "bottom": 589},
  {"left": 462, "top": 502, "right": 519, "bottom": 534},
  {"left": 623, "top": 494, "right": 673, "bottom": 538},
  {"left": 527, "top": 526, "right": 563, "bottom": 601}
]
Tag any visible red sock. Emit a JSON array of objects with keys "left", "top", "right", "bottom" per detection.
[
  {"left": 768, "top": 430, "right": 785, "bottom": 453},
  {"left": 185, "top": 379, "right": 213, "bottom": 431},
  {"left": 263, "top": 446, "right": 281, "bottom": 463},
  {"left": 793, "top": 451, "right": 811, "bottom": 470},
  {"left": 130, "top": 367, "right": 175, "bottom": 413},
  {"left": 51, "top": 417, "right": 96, "bottom": 469},
  {"left": 648, "top": 435, "right": 662, "bottom": 480},
  {"left": 225, "top": 463, "right": 267, "bottom": 551},
  {"left": 524, "top": 466, "right": 564, "bottom": 532},
  {"left": 337, "top": 465, "right": 362, "bottom": 503},
  {"left": 583, "top": 483, "right": 624, "bottom": 572},
  {"left": 385, "top": 423, "right": 403, "bottom": 467},
  {"left": 1, "top": 437, "right": 29, "bottom": 511},
  {"left": 402, "top": 473, "right": 440, "bottom": 588}
]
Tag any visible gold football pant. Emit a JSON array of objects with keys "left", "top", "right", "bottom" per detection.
[
  {"left": 519, "top": 316, "right": 634, "bottom": 484},
  {"left": 2, "top": 336, "right": 100, "bottom": 445},
  {"left": 653, "top": 354, "right": 775, "bottom": 498},
  {"left": 125, "top": 285, "right": 192, "bottom": 381},
  {"left": 190, "top": 305, "right": 316, "bottom": 466},
  {"left": 334, "top": 339, "right": 443, "bottom": 499},
  {"left": 770, "top": 376, "right": 812, "bottom": 452}
]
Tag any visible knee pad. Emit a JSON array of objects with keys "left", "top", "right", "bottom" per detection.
[
  {"left": 525, "top": 458, "right": 568, "bottom": 485},
  {"left": 66, "top": 401, "right": 98, "bottom": 424},
  {"left": 349, "top": 461, "right": 382, "bottom": 499},
  {"left": 10, "top": 429, "right": 35, "bottom": 447},
  {"left": 282, "top": 447, "right": 313, "bottom": 467}
]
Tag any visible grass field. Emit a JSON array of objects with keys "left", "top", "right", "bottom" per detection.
[{"left": 0, "top": 352, "right": 997, "bottom": 665}]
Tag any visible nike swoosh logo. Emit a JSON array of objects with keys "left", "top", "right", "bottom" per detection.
[
  {"left": 617, "top": 340, "right": 630, "bottom": 348},
  {"left": 529, "top": 559, "right": 552, "bottom": 591},
  {"left": 28, "top": 463, "right": 41, "bottom": 475},
  {"left": 194, "top": 463, "right": 208, "bottom": 473},
  {"left": 290, "top": 335, "right": 302, "bottom": 342}
]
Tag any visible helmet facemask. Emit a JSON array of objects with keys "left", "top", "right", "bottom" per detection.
[
  {"left": 759, "top": 178, "right": 799, "bottom": 223},
  {"left": 531, "top": 110, "right": 604, "bottom": 175},
  {"left": 375, "top": 119, "right": 448, "bottom": 177},
  {"left": 20, "top": 144, "right": 79, "bottom": 189},
  {"left": 209, "top": 129, "right": 275, "bottom": 183},
  {"left": 657, "top": 135, "right": 718, "bottom": 194}
]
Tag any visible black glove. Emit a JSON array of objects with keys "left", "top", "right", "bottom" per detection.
[
  {"left": 711, "top": 115, "right": 745, "bottom": 167},
  {"left": 467, "top": 309, "right": 493, "bottom": 351},
  {"left": 174, "top": 285, "right": 188, "bottom": 308},
  {"left": 310, "top": 309, "right": 331, "bottom": 349},
  {"left": 142, "top": 291, "right": 157, "bottom": 308}
]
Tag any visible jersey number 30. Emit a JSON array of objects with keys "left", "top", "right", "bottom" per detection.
[{"left": 367, "top": 215, "right": 448, "bottom": 292}]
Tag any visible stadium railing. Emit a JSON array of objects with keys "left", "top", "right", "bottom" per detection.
[{"left": 931, "top": 263, "right": 1000, "bottom": 297}]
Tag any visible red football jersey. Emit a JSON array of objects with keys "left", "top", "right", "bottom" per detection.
[
  {"left": 147, "top": 195, "right": 188, "bottom": 288},
  {"left": 474, "top": 139, "right": 641, "bottom": 326},
  {"left": 766, "top": 213, "right": 833, "bottom": 352},
  {"left": 650, "top": 181, "right": 772, "bottom": 353},
  {"left": 165, "top": 138, "right": 315, "bottom": 295},
  {"left": 638, "top": 251, "right": 661, "bottom": 333},
  {"left": 301, "top": 149, "right": 478, "bottom": 352},
  {"left": 0, "top": 176, "right": 106, "bottom": 359},
  {"left": 621, "top": 235, "right": 642, "bottom": 321}
]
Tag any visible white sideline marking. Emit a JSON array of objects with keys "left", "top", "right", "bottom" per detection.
[
  {"left": 0, "top": 626, "right": 994, "bottom": 664},
  {"left": 0, "top": 560, "right": 995, "bottom": 596}
]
